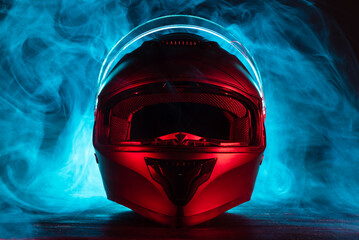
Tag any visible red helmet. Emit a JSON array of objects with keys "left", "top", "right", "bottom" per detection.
[{"left": 93, "top": 16, "right": 266, "bottom": 226}]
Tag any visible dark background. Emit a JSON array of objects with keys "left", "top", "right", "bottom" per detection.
[{"left": 317, "top": 0, "right": 359, "bottom": 61}]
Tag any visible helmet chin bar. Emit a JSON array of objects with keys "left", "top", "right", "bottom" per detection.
[{"left": 94, "top": 29, "right": 266, "bottom": 226}]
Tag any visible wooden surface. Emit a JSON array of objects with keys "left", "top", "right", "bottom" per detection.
[{"left": 2, "top": 205, "right": 358, "bottom": 239}]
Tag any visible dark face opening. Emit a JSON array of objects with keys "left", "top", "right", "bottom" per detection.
[
  {"left": 107, "top": 93, "right": 253, "bottom": 146},
  {"left": 102, "top": 83, "right": 257, "bottom": 146},
  {"left": 130, "top": 102, "right": 232, "bottom": 140}
]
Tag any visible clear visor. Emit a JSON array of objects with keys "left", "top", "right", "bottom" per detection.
[{"left": 97, "top": 15, "right": 263, "bottom": 102}]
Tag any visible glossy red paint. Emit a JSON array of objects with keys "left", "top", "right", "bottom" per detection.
[{"left": 93, "top": 33, "right": 266, "bottom": 226}]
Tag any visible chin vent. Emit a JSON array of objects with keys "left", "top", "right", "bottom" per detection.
[{"left": 145, "top": 157, "right": 216, "bottom": 206}]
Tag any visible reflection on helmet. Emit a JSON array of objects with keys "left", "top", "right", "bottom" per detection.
[{"left": 93, "top": 15, "right": 266, "bottom": 226}]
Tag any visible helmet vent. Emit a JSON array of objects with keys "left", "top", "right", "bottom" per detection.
[
  {"left": 145, "top": 157, "right": 216, "bottom": 206},
  {"left": 161, "top": 40, "right": 200, "bottom": 46}
]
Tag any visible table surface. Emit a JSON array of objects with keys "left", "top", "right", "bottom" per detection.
[{"left": 1, "top": 205, "right": 358, "bottom": 239}]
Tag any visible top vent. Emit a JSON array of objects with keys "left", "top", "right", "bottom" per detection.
[{"left": 161, "top": 40, "right": 201, "bottom": 46}]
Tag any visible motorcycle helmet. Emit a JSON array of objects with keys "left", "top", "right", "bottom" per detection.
[{"left": 93, "top": 15, "right": 266, "bottom": 226}]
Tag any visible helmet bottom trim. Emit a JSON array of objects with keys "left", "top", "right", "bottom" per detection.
[{"left": 110, "top": 194, "right": 251, "bottom": 227}]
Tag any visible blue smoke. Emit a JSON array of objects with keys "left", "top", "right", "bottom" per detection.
[{"left": 0, "top": 0, "right": 358, "bottom": 237}]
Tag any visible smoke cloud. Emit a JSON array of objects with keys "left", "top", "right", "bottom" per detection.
[{"left": 0, "top": 0, "right": 358, "bottom": 237}]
